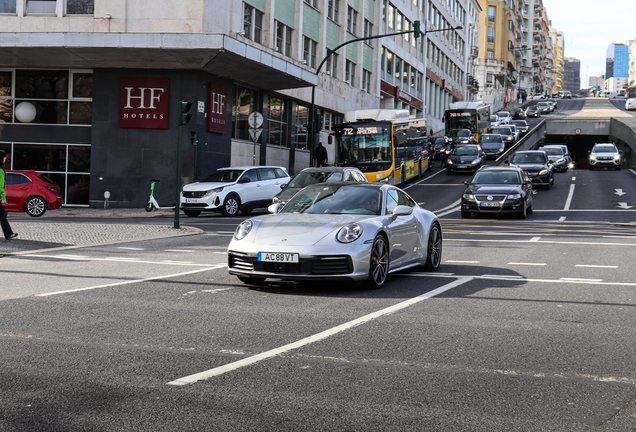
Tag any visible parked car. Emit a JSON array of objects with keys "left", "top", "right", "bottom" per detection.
[
  {"left": 479, "top": 134, "right": 506, "bottom": 158},
  {"left": 181, "top": 166, "right": 290, "bottom": 217},
  {"left": 446, "top": 145, "right": 487, "bottom": 174},
  {"left": 525, "top": 106, "right": 541, "bottom": 118},
  {"left": 447, "top": 129, "right": 476, "bottom": 145},
  {"left": 496, "top": 111, "right": 511, "bottom": 124},
  {"left": 536, "top": 102, "right": 551, "bottom": 114},
  {"left": 491, "top": 126, "right": 516, "bottom": 149},
  {"left": 589, "top": 143, "right": 622, "bottom": 170},
  {"left": 227, "top": 182, "right": 443, "bottom": 288},
  {"left": 511, "top": 120, "right": 529, "bottom": 136},
  {"left": 4, "top": 170, "right": 62, "bottom": 217},
  {"left": 543, "top": 144, "right": 573, "bottom": 168},
  {"left": 625, "top": 98, "right": 636, "bottom": 111},
  {"left": 508, "top": 150, "right": 554, "bottom": 189},
  {"left": 272, "top": 166, "right": 367, "bottom": 206},
  {"left": 540, "top": 146, "right": 568, "bottom": 172},
  {"left": 461, "top": 166, "right": 533, "bottom": 219}
]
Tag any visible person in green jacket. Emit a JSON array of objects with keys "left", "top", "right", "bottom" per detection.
[{"left": 0, "top": 149, "right": 18, "bottom": 240}]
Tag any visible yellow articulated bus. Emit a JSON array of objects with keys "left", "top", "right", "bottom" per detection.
[{"left": 334, "top": 109, "right": 429, "bottom": 186}]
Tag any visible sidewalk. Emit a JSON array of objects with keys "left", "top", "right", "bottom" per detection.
[{"left": 0, "top": 207, "right": 202, "bottom": 256}]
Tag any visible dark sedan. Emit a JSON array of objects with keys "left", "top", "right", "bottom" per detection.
[
  {"left": 446, "top": 145, "right": 487, "bottom": 174},
  {"left": 525, "top": 107, "right": 541, "bottom": 118},
  {"left": 479, "top": 134, "right": 506, "bottom": 158},
  {"left": 491, "top": 126, "right": 515, "bottom": 149},
  {"left": 272, "top": 166, "right": 367, "bottom": 205},
  {"left": 461, "top": 166, "right": 533, "bottom": 219},
  {"left": 508, "top": 150, "right": 554, "bottom": 189},
  {"left": 447, "top": 129, "right": 476, "bottom": 145},
  {"left": 511, "top": 120, "right": 529, "bottom": 136}
]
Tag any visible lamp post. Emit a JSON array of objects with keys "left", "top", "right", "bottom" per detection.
[{"left": 308, "top": 21, "right": 463, "bottom": 166}]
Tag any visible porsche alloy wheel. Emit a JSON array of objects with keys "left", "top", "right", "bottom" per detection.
[
  {"left": 366, "top": 235, "right": 389, "bottom": 289},
  {"left": 423, "top": 223, "right": 442, "bottom": 271}
]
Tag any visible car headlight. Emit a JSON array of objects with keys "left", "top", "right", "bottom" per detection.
[
  {"left": 447, "top": 160, "right": 454, "bottom": 165},
  {"left": 272, "top": 196, "right": 280, "bottom": 203},
  {"left": 499, "top": 146, "right": 505, "bottom": 152},
  {"left": 463, "top": 193, "right": 475, "bottom": 200},
  {"left": 539, "top": 169, "right": 548, "bottom": 175},
  {"left": 590, "top": 155, "right": 597, "bottom": 161},
  {"left": 471, "top": 159, "right": 478, "bottom": 164},
  {"left": 337, "top": 223, "right": 363, "bottom": 243},
  {"left": 507, "top": 193, "right": 522, "bottom": 199},
  {"left": 234, "top": 220, "right": 253, "bottom": 240},
  {"left": 614, "top": 155, "right": 621, "bottom": 160},
  {"left": 204, "top": 186, "right": 224, "bottom": 197}
]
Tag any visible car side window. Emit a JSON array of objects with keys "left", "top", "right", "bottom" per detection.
[
  {"left": 397, "top": 190, "right": 415, "bottom": 207},
  {"left": 5, "top": 173, "right": 31, "bottom": 185},
  {"left": 242, "top": 169, "right": 259, "bottom": 182},
  {"left": 354, "top": 172, "right": 366, "bottom": 182},
  {"left": 273, "top": 168, "right": 288, "bottom": 178},
  {"left": 258, "top": 168, "right": 277, "bottom": 181},
  {"left": 386, "top": 190, "right": 399, "bottom": 214}
]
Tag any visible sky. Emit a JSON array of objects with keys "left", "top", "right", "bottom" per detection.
[{"left": 541, "top": 0, "right": 636, "bottom": 85}]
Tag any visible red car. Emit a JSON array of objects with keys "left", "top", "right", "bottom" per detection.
[{"left": 4, "top": 170, "right": 62, "bottom": 217}]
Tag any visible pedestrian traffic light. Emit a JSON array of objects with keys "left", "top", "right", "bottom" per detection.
[
  {"left": 413, "top": 20, "right": 421, "bottom": 39},
  {"left": 190, "top": 131, "right": 198, "bottom": 146},
  {"left": 178, "top": 101, "right": 193, "bottom": 126}
]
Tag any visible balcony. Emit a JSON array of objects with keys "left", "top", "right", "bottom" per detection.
[{"left": 470, "top": 46, "right": 478, "bottom": 58}]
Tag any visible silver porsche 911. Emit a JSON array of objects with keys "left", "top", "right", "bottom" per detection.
[{"left": 227, "top": 182, "right": 442, "bottom": 288}]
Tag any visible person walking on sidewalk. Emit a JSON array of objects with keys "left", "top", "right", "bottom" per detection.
[
  {"left": 0, "top": 150, "right": 18, "bottom": 240},
  {"left": 315, "top": 142, "right": 328, "bottom": 167}
]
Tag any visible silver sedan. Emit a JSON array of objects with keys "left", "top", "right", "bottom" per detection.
[{"left": 227, "top": 183, "right": 443, "bottom": 289}]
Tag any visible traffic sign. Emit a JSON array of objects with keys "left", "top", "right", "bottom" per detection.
[
  {"left": 575, "top": 128, "right": 582, "bottom": 135},
  {"left": 248, "top": 112, "right": 264, "bottom": 129},
  {"left": 249, "top": 128, "right": 263, "bottom": 141}
]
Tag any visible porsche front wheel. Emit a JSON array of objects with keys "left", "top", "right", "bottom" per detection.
[
  {"left": 365, "top": 235, "right": 389, "bottom": 289},
  {"left": 423, "top": 223, "right": 442, "bottom": 271}
]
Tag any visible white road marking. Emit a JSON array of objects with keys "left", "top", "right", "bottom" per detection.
[
  {"left": 563, "top": 184, "right": 575, "bottom": 211},
  {"left": 167, "top": 276, "right": 474, "bottom": 385},
  {"left": 571, "top": 176, "right": 576, "bottom": 181},
  {"left": 508, "top": 262, "right": 547, "bottom": 266},
  {"left": 575, "top": 264, "right": 619, "bottom": 269},
  {"left": 445, "top": 260, "right": 480, "bottom": 264},
  {"left": 445, "top": 238, "right": 636, "bottom": 247},
  {"left": 435, "top": 199, "right": 461, "bottom": 217},
  {"left": 402, "top": 169, "right": 445, "bottom": 190},
  {"left": 558, "top": 216, "right": 566, "bottom": 222},
  {"left": 22, "top": 254, "right": 215, "bottom": 267},
  {"left": 117, "top": 247, "right": 144, "bottom": 251},
  {"left": 402, "top": 273, "right": 636, "bottom": 287},
  {"left": 480, "top": 274, "right": 525, "bottom": 279},
  {"left": 213, "top": 252, "right": 228, "bottom": 255},
  {"left": 162, "top": 260, "right": 193, "bottom": 264},
  {"left": 164, "top": 249, "right": 194, "bottom": 252},
  {"left": 36, "top": 265, "right": 226, "bottom": 297},
  {"left": 560, "top": 278, "right": 603, "bottom": 282},
  {"left": 529, "top": 237, "right": 541, "bottom": 242}
]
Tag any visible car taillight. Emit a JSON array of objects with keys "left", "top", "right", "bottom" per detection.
[{"left": 45, "top": 186, "right": 59, "bottom": 194}]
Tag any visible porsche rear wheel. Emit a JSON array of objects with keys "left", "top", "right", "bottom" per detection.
[
  {"left": 423, "top": 223, "right": 442, "bottom": 271},
  {"left": 365, "top": 235, "right": 389, "bottom": 289}
]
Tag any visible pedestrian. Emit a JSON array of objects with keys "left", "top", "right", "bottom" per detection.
[
  {"left": 315, "top": 142, "right": 328, "bottom": 167},
  {"left": 429, "top": 128, "right": 434, "bottom": 137},
  {"left": 0, "top": 149, "right": 18, "bottom": 241}
]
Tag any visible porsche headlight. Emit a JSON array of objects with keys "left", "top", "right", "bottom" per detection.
[
  {"left": 337, "top": 223, "right": 363, "bottom": 243},
  {"left": 507, "top": 193, "right": 522, "bottom": 199},
  {"left": 539, "top": 169, "right": 548, "bottom": 175},
  {"left": 234, "top": 220, "right": 253, "bottom": 240}
]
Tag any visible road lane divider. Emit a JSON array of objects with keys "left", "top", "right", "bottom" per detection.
[{"left": 167, "top": 276, "right": 475, "bottom": 386}]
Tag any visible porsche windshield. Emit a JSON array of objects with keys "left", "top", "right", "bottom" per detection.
[
  {"left": 281, "top": 185, "right": 382, "bottom": 215},
  {"left": 335, "top": 122, "right": 392, "bottom": 169}
]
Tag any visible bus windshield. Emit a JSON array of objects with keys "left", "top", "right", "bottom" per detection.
[
  {"left": 335, "top": 121, "right": 392, "bottom": 170},
  {"left": 445, "top": 110, "right": 477, "bottom": 133}
]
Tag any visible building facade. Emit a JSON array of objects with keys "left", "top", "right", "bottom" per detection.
[
  {"left": 563, "top": 57, "right": 581, "bottom": 94},
  {"left": 606, "top": 42, "right": 630, "bottom": 79}
]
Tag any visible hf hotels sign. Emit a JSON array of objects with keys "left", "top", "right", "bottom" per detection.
[
  {"left": 207, "top": 83, "right": 227, "bottom": 134},
  {"left": 119, "top": 78, "right": 170, "bottom": 129}
]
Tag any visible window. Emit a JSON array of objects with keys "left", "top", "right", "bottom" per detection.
[
  {"left": 386, "top": 50, "right": 393, "bottom": 80},
  {"left": 345, "top": 60, "right": 356, "bottom": 85},
  {"left": 327, "top": 0, "right": 339, "bottom": 22},
  {"left": 67, "top": 0, "right": 94, "bottom": 14},
  {"left": 347, "top": 6, "right": 358, "bottom": 35},
  {"left": 303, "top": 36, "right": 318, "bottom": 68},
  {"left": 487, "top": 49, "right": 494, "bottom": 59},
  {"left": 487, "top": 27, "right": 494, "bottom": 44},
  {"left": 486, "top": 73, "right": 493, "bottom": 83},
  {"left": 232, "top": 85, "right": 257, "bottom": 141},
  {"left": 396, "top": 11, "right": 403, "bottom": 33},
  {"left": 488, "top": 6, "right": 495, "bottom": 22},
  {"left": 325, "top": 53, "right": 338, "bottom": 78},
  {"left": 509, "top": 20, "right": 514, "bottom": 30},
  {"left": 293, "top": 104, "right": 308, "bottom": 149},
  {"left": 508, "top": 40, "right": 513, "bottom": 50},
  {"left": 267, "top": 96, "right": 288, "bottom": 147},
  {"left": 364, "top": 19, "right": 372, "bottom": 42},
  {"left": 508, "top": 0, "right": 514, "bottom": 8},
  {"left": 304, "top": 0, "right": 318, "bottom": 8},
  {"left": 362, "top": 69, "right": 371, "bottom": 93},
  {"left": 387, "top": 3, "right": 395, "bottom": 29},
  {"left": 0, "top": 0, "right": 16, "bottom": 13},
  {"left": 275, "top": 21, "right": 293, "bottom": 57},
  {"left": 243, "top": 3, "right": 263, "bottom": 44},
  {"left": 26, "top": 0, "right": 56, "bottom": 14}
]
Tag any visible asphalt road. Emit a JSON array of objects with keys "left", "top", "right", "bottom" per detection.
[{"left": 1, "top": 101, "right": 636, "bottom": 431}]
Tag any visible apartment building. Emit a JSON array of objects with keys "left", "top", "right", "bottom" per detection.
[
  {"left": 563, "top": 57, "right": 581, "bottom": 94},
  {"left": 0, "top": 0, "right": 481, "bottom": 208},
  {"left": 549, "top": 26, "right": 564, "bottom": 95}
]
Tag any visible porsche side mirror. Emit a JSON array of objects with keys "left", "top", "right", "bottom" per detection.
[
  {"left": 392, "top": 205, "right": 414, "bottom": 218},
  {"left": 268, "top": 203, "right": 282, "bottom": 214}
]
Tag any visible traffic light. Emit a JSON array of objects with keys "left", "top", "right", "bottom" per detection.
[
  {"left": 190, "top": 131, "right": 198, "bottom": 146},
  {"left": 178, "top": 101, "right": 193, "bottom": 126},
  {"left": 413, "top": 20, "right": 421, "bottom": 39},
  {"left": 314, "top": 112, "right": 323, "bottom": 131}
]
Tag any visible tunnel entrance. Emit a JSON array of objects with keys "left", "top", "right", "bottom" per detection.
[{"left": 543, "top": 134, "right": 632, "bottom": 169}]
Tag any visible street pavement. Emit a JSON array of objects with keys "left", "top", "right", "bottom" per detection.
[{"left": 0, "top": 207, "right": 201, "bottom": 256}]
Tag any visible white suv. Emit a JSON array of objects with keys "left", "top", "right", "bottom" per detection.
[
  {"left": 589, "top": 143, "right": 621, "bottom": 170},
  {"left": 180, "top": 166, "right": 290, "bottom": 217}
]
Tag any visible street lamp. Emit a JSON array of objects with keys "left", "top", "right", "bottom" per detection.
[{"left": 308, "top": 21, "right": 463, "bottom": 165}]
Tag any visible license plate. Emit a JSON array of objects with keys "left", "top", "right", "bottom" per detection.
[
  {"left": 480, "top": 202, "right": 500, "bottom": 207},
  {"left": 458, "top": 165, "right": 468, "bottom": 169},
  {"left": 258, "top": 252, "right": 299, "bottom": 263},
  {"left": 185, "top": 198, "right": 198, "bottom": 203}
]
